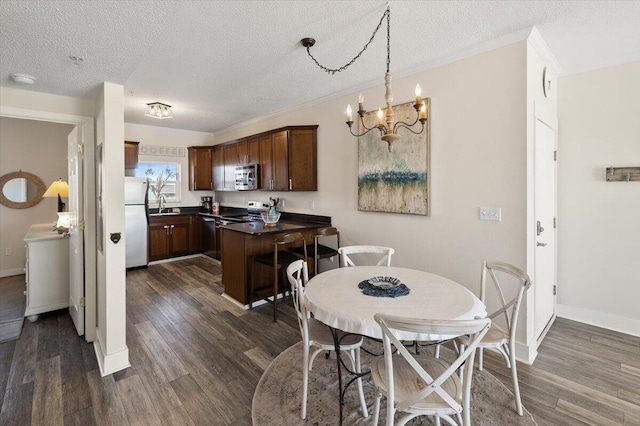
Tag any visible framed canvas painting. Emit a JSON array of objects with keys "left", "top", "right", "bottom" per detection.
[{"left": 358, "top": 98, "right": 430, "bottom": 215}]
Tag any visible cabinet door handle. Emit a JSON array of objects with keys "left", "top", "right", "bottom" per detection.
[{"left": 289, "top": 179, "right": 292, "bottom": 190}]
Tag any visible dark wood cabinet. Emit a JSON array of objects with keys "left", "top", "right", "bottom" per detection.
[
  {"left": 212, "top": 146, "right": 225, "bottom": 190},
  {"left": 148, "top": 215, "right": 191, "bottom": 261},
  {"left": 237, "top": 137, "right": 260, "bottom": 165},
  {"left": 223, "top": 144, "right": 239, "bottom": 191},
  {"left": 261, "top": 127, "right": 317, "bottom": 191},
  {"left": 188, "top": 147, "right": 213, "bottom": 190},
  {"left": 188, "top": 125, "right": 317, "bottom": 192},
  {"left": 124, "top": 141, "right": 140, "bottom": 176},
  {"left": 288, "top": 128, "right": 318, "bottom": 191}
]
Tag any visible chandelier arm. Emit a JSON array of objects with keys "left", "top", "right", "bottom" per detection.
[
  {"left": 349, "top": 124, "right": 386, "bottom": 138},
  {"left": 393, "top": 121, "right": 426, "bottom": 136},
  {"left": 303, "top": 7, "right": 390, "bottom": 75},
  {"left": 392, "top": 115, "right": 420, "bottom": 133}
]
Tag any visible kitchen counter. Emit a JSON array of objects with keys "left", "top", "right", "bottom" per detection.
[
  {"left": 221, "top": 220, "right": 325, "bottom": 235},
  {"left": 220, "top": 213, "right": 331, "bottom": 306}
]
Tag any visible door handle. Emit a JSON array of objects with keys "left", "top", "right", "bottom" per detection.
[
  {"left": 537, "top": 242, "right": 547, "bottom": 247},
  {"left": 537, "top": 220, "right": 545, "bottom": 236},
  {"left": 289, "top": 179, "right": 292, "bottom": 190}
]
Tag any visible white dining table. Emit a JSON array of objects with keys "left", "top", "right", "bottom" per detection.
[{"left": 304, "top": 266, "right": 487, "bottom": 341}]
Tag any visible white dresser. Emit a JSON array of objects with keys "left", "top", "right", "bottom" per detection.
[{"left": 24, "top": 223, "right": 69, "bottom": 321}]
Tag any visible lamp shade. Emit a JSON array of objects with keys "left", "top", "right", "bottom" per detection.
[{"left": 43, "top": 179, "right": 69, "bottom": 197}]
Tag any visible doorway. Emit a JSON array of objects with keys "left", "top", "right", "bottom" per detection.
[{"left": 0, "top": 106, "right": 96, "bottom": 342}]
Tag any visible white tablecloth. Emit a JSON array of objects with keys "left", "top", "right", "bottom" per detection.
[{"left": 304, "top": 266, "right": 487, "bottom": 341}]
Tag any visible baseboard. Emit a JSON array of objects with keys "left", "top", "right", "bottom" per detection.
[
  {"left": 515, "top": 341, "right": 538, "bottom": 365},
  {"left": 557, "top": 304, "right": 640, "bottom": 337},
  {"left": 0, "top": 268, "right": 24, "bottom": 278},
  {"left": 93, "top": 334, "right": 130, "bottom": 377},
  {"left": 148, "top": 253, "right": 203, "bottom": 266}
]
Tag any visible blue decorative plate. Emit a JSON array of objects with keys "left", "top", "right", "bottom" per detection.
[{"left": 358, "top": 276, "right": 410, "bottom": 298}]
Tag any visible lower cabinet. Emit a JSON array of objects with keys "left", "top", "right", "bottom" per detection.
[
  {"left": 24, "top": 225, "right": 69, "bottom": 321},
  {"left": 148, "top": 215, "right": 191, "bottom": 261}
]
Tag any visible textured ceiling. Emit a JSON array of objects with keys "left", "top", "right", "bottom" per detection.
[{"left": 1, "top": 1, "right": 639, "bottom": 133}]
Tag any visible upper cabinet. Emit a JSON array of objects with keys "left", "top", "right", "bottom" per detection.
[
  {"left": 188, "top": 125, "right": 318, "bottom": 192},
  {"left": 212, "top": 146, "right": 225, "bottom": 191},
  {"left": 237, "top": 137, "right": 260, "bottom": 165},
  {"left": 187, "top": 147, "right": 213, "bottom": 190},
  {"left": 262, "top": 127, "right": 317, "bottom": 191},
  {"left": 124, "top": 141, "right": 140, "bottom": 176}
]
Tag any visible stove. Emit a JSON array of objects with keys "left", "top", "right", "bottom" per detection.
[{"left": 246, "top": 200, "right": 270, "bottom": 221}]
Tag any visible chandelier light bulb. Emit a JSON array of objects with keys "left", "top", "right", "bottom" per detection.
[
  {"left": 346, "top": 104, "right": 353, "bottom": 122},
  {"left": 415, "top": 84, "right": 422, "bottom": 98},
  {"left": 377, "top": 108, "right": 384, "bottom": 125}
]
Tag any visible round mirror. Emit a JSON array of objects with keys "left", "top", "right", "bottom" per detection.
[{"left": 0, "top": 171, "right": 46, "bottom": 209}]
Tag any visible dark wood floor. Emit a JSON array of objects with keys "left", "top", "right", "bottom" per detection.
[
  {"left": 0, "top": 275, "right": 26, "bottom": 344},
  {"left": 1, "top": 256, "right": 639, "bottom": 425}
]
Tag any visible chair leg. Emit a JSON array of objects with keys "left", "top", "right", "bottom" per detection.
[
  {"left": 434, "top": 343, "right": 441, "bottom": 359},
  {"left": 353, "top": 348, "right": 368, "bottom": 417},
  {"left": 509, "top": 343, "right": 523, "bottom": 416},
  {"left": 302, "top": 344, "right": 309, "bottom": 419},
  {"left": 434, "top": 416, "right": 441, "bottom": 426},
  {"left": 272, "top": 264, "right": 278, "bottom": 322},
  {"left": 478, "top": 347, "right": 484, "bottom": 371},
  {"left": 373, "top": 391, "right": 381, "bottom": 426}
]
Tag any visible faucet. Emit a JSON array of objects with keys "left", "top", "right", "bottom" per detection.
[{"left": 158, "top": 194, "right": 166, "bottom": 213}]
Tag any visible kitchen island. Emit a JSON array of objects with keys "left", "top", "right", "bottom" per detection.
[{"left": 221, "top": 214, "right": 330, "bottom": 306}]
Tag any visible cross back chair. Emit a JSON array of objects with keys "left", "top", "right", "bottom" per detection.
[
  {"left": 338, "top": 245, "right": 395, "bottom": 267},
  {"left": 372, "top": 314, "right": 491, "bottom": 426},
  {"left": 458, "top": 260, "right": 532, "bottom": 416},
  {"left": 251, "top": 232, "right": 308, "bottom": 322},
  {"left": 286, "top": 260, "right": 368, "bottom": 420}
]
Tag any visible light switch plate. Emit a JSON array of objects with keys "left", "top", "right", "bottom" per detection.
[{"left": 479, "top": 207, "right": 501, "bottom": 221}]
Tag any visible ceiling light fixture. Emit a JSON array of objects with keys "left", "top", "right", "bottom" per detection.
[
  {"left": 10, "top": 73, "right": 36, "bottom": 84},
  {"left": 145, "top": 102, "right": 173, "bottom": 119},
  {"left": 301, "top": 3, "right": 427, "bottom": 152}
]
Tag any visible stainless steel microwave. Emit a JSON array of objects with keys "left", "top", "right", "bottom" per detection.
[{"left": 235, "top": 164, "right": 259, "bottom": 190}]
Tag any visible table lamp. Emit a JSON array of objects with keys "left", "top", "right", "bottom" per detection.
[{"left": 43, "top": 178, "right": 69, "bottom": 212}]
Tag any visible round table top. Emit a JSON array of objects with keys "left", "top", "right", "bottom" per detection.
[{"left": 304, "top": 266, "right": 487, "bottom": 340}]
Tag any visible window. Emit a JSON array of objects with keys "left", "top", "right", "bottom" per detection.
[{"left": 135, "top": 161, "right": 181, "bottom": 203}]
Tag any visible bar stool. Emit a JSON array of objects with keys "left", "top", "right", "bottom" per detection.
[
  {"left": 295, "top": 227, "right": 340, "bottom": 276},
  {"left": 250, "top": 232, "right": 308, "bottom": 322}
]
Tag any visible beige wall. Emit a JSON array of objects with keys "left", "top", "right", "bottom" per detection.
[
  {"left": 557, "top": 62, "right": 640, "bottom": 336},
  {"left": 124, "top": 123, "right": 215, "bottom": 207},
  {"left": 0, "top": 117, "right": 73, "bottom": 276},
  {"left": 0, "top": 87, "right": 95, "bottom": 117},
  {"left": 216, "top": 42, "right": 529, "bottom": 319}
]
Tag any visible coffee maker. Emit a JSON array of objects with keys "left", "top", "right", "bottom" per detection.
[{"left": 201, "top": 196, "right": 213, "bottom": 213}]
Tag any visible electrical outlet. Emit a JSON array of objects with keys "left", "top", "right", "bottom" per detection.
[
  {"left": 4, "top": 247, "right": 12, "bottom": 256},
  {"left": 280, "top": 199, "right": 285, "bottom": 208},
  {"left": 310, "top": 201, "right": 316, "bottom": 210},
  {"left": 479, "top": 207, "right": 501, "bottom": 221}
]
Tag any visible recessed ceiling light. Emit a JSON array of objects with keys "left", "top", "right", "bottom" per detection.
[{"left": 10, "top": 73, "right": 36, "bottom": 84}]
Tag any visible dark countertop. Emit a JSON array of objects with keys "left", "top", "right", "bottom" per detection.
[{"left": 221, "top": 220, "right": 326, "bottom": 235}]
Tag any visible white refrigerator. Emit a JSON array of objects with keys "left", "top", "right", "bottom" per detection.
[{"left": 124, "top": 177, "right": 149, "bottom": 268}]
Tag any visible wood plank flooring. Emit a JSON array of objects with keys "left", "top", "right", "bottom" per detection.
[{"left": 1, "top": 256, "right": 638, "bottom": 425}]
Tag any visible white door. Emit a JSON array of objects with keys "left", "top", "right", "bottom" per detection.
[
  {"left": 68, "top": 127, "right": 85, "bottom": 335},
  {"left": 534, "top": 110, "right": 557, "bottom": 339}
]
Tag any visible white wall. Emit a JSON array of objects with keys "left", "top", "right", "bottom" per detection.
[
  {"left": 557, "top": 62, "right": 640, "bottom": 336},
  {"left": 124, "top": 123, "right": 215, "bottom": 207},
  {"left": 0, "top": 86, "right": 95, "bottom": 117},
  {"left": 0, "top": 117, "right": 73, "bottom": 276},
  {"left": 216, "top": 42, "right": 530, "bottom": 329}
]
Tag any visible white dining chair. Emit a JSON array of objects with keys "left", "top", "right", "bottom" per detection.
[
  {"left": 286, "top": 260, "right": 368, "bottom": 420},
  {"left": 372, "top": 314, "right": 491, "bottom": 426},
  {"left": 338, "top": 245, "right": 394, "bottom": 267},
  {"left": 458, "top": 260, "right": 532, "bottom": 416}
]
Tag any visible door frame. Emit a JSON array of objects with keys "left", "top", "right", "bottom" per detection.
[{"left": 0, "top": 105, "right": 96, "bottom": 342}]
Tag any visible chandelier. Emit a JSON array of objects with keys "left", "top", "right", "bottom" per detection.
[
  {"left": 301, "top": 4, "right": 427, "bottom": 152},
  {"left": 145, "top": 102, "right": 173, "bottom": 119}
]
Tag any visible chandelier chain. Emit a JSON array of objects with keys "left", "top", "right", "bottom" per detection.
[{"left": 305, "top": 6, "right": 391, "bottom": 75}]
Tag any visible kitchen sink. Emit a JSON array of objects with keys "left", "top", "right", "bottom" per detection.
[{"left": 149, "top": 212, "right": 181, "bottom": 216}]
